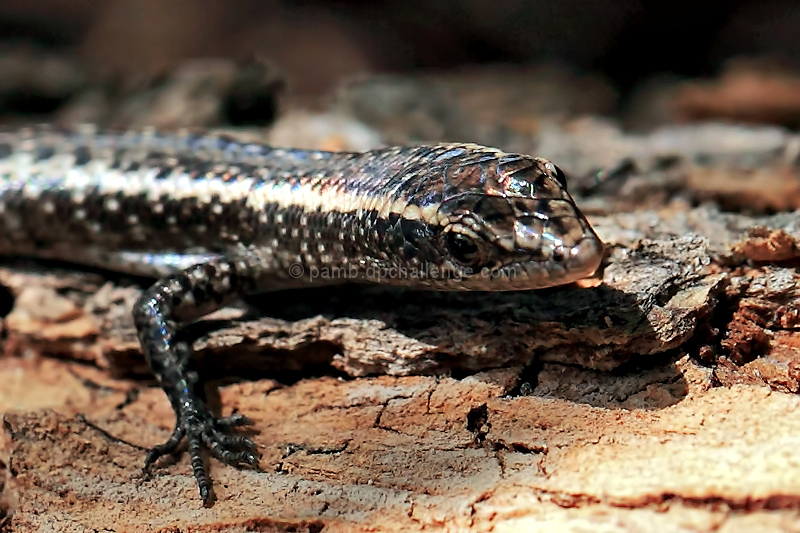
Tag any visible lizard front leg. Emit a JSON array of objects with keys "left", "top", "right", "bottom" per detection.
[{"left": 132, "top": 250, "right": 265, "bottom": 504}]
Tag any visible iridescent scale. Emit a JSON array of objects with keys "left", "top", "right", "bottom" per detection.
[{"left": 0, "top": 126, "right": 603, "bottom": 504}]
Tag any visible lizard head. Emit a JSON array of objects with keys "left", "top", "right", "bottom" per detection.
[{"left": 387, "top": 145, "right": 604, "bottom": 290}]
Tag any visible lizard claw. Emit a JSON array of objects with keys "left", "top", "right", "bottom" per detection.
[{"left": 144, "top": 409, "right": 260, "bottom": 505}]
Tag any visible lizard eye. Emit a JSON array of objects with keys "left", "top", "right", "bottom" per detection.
[{"left": 445, "top": 231, "right": 482, "bottom": 266}]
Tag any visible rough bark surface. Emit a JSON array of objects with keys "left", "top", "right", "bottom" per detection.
[{"left": 4, "top": 106, "right": 800, "bottom": 530}]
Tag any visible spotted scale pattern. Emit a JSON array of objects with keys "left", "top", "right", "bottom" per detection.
[{"left": 0, "top": 126, "right": 603, "bottom": 504}]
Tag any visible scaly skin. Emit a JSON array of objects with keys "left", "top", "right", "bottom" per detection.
[{"left": 0, "top": 126, "right": 604, "bottom": 504}]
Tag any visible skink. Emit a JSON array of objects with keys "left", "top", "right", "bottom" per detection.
[{"left": 0, "top": 126, "right": 603, "bottom": 504}]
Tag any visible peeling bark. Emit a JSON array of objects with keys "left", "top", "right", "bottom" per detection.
[{"left": 4, "top": 118, "right": 800, "bottom": 530}]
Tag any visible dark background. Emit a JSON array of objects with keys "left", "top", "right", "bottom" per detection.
[{"left": 1, "top": 0, "right": 799, "bottom": 130}]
